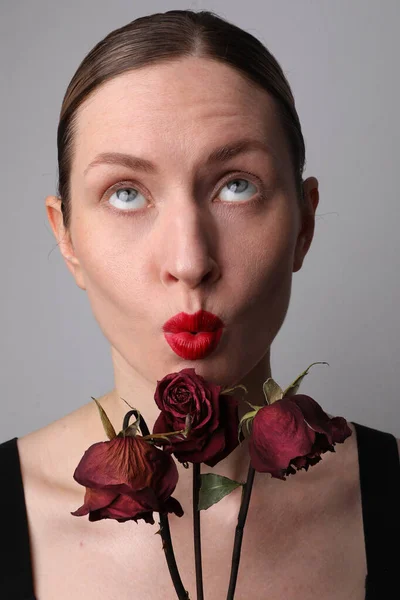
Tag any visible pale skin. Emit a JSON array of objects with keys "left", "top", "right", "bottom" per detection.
[{"left": 15, "top": 56, "right": 398, "bottom": 598}]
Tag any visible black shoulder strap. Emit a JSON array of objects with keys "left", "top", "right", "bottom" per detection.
[
  {"left": 352, "top": 421, "right": 400, "bottom": 597},
  {"left": 0, "top": 437, "right": 36, "bottom": 599}
]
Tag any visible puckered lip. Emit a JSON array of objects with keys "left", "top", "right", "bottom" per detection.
[{"left": 162, "top": 309, "right": 225, "bottom": 334}]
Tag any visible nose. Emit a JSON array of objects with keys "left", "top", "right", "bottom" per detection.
[{"left": 158, "top": 199, "right": 220, "bottom": 291}]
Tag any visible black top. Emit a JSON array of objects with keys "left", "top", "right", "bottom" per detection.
[{"left": 0, "top": 421, "right": 399, "bottom": 599}]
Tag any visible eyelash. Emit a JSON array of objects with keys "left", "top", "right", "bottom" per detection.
[{"left": 100, "top": 170, "right": 269, "bottom": 217}]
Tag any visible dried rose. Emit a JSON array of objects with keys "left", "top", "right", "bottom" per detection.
[
  {"left": 248, "top": 394, "right": 352, "bottom": 480},
  {"left": 71, "top": 435, "right": 183, "bottom": 523},
  {"left": 152, "top": 367, "right": 240, "bottom": 467}
]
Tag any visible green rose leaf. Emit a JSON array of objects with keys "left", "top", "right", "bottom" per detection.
[{"left": 198, "top": 473, "right": 243, "bottom": 511}]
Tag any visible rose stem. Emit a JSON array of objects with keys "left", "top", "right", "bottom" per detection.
[
  {"left": 226, "top": 463, "right": 256, "bottom": 600},
  {"left": 127, "top": 410, "right": 190, "bottom": 600},
  {"left": 159, "top": 513, "right": 190, "bottom": 600},
  {"left": 193, "top": 462, "right": 204, "bottom": 600}
]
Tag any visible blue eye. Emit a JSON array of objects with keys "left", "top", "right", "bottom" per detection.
[
  {"left": 108, "top": 187, "right": 147, "bottom": 211},
  {"left": 105, "top": 175, "right": 260, "bottom": 214},
  {"left": 219, "top": 178, "right": 257, "bottom": 202}
]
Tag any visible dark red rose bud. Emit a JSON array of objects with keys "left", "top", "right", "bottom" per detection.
[
  {"left": 71, "top": 435, "right": 183, "bottom": 523},
  {"left": 248, "top": 394, "right": 352, "bottom": 480},
  {"left": 153, "top": 367, "right": 240, "bottom": 467}
]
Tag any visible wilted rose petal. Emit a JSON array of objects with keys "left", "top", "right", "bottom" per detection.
[
  {"left": 153, "top": 368, "right": 240, "bottom": 467},
  {"left": 71, "top": 435, "right": 183, "bottom": 523},
  {"left": 248, "top": 394, "right": 352, "bottom": 480}
]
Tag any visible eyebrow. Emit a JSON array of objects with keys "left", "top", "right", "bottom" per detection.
[{"left": 83, "top": 138, "right": 277, "bottom": 177}]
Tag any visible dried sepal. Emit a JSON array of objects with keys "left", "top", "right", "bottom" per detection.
[
  {"left": 183, "top": 413, "right": 193, "bottom": 438},
  {"left": 262, "top": 378, "right": 283, "bottom": 405},
  {"left": 220, "top": 384, "right": 248, "bottom": 396},
  {"left": 123, "top": 419, "right": 140, "bottom": 437},
  {"left": 120, "top": 396, "right": 135, "bottom": 410},
  {"left": 237, "top": 408, "right": 258, "bottom": 442},
  {"left": 91, "top": 396, "right": 117, "bottom": 440},
  {"left": 282, "top": 362, "right": 329, "bottom": 397}
]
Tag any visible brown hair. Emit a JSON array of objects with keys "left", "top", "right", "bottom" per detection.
[{"left": 57, "top": 9, "right": 306, "bottom": 231}]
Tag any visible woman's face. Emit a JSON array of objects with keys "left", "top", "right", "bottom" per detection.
[{"left": 49, "top": 57, "right": 317, "bottom": 388}]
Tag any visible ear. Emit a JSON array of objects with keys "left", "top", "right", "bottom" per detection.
[
  {"left": 293, "top": 177, "right": 319, "bottom": 273},
  {"left": 45, "top": 195, "right": 86, "bottom": 290}
]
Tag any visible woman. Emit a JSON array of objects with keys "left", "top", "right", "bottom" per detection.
[{"left": 1, "top": 9, "right": 398, "bottom": 600}]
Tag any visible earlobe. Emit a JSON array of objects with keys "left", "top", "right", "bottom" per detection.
[
  {"left": 292, "top": 236, "right": 306, "bottom": 273},
  {"left": 45, "top": 195, "right": 86, "bottom": 290}
]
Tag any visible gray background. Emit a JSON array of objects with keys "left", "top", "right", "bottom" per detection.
[{"left": 1, "top": 0, "right": 399, "bottom": 443}]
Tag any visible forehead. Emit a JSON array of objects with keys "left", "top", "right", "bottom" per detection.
[{"left": 73, "top": 57, "right": 290, "bottom": 175}]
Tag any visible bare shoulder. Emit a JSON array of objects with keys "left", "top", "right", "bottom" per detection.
[{"left": 16, "top": 397, "right": 106, "bottom": 496}]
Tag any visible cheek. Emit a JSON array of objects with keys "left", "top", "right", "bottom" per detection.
[
  {"left": 222, "top": 203, "right": 297, "bottom": 312},
  {"left": 232, "top": 244, "right": 294, "bottom": 342},
  {"left": 71, "top": 210, "right": 152, "bottom": 322}
]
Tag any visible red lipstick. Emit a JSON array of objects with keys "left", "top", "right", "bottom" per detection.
[{"left": 162, "top": 310, "right": 224, "bottom": 360}]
